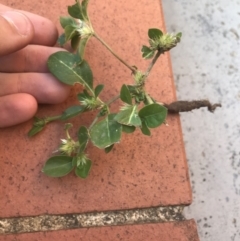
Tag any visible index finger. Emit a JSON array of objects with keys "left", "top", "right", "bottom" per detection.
[{"left": 0, "top": 4, "right": 58, "bottom": 46}]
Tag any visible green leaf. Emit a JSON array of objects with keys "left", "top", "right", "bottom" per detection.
[
  {"left": 81, "top": 0, "right": 89, "bottom": 20},
  {"left": 78, "top": 36, "right": 91, "bottom": 59},
  {"left": 105, "top": 144, "right": 114, "bottom": 153},
  {"left": 72, "top": 156, "right": 78, "bottom": 166},
  {"left": 77, "top": 89, "right": 91, "bottom": 101},
  {"left": 78, "top": 126, "right": 89, "bottom": 152},
  {"left": 77, "top": 92, "right": 86, "bottom": 101},
  {"left": 120, "top": 84, "right": 132, "bottom": 105},
  {"left": 48, "top": 51, "right": 93, "bottom": 91},
  {"left": 90, "top": 114, "right": 122, "bottom": 149},
  {"left": 139, "top": 103, "right": 167, "bottom": 128},
  {"left": 122, "top": 125, "right": 136, "bottom": 134},
  {"left": 114, "top": 105, "right": 141, "bottom": 127},
  {"left": 148, "top": 28, "right": 163, "bottom": 40},
  {"left": 176, "top": 32, "right": 182, "bottom": 41},
  {"left": 94, "top": 84, "right": 104, "bottom": 97},
  {"left": 68, "top": 2, "right": 84, "bottom": 20},
  {"left": 58, "top": 33, "right": 66, "bottom": 46},
  {"left": 42, "top": 156, "right": 74, "bottom": 177},
  {"left": 75, "top": 159, "right": 92, "bottom": 178},
  {"left": 60, "top": 105, "right": 85, "bottom": 120},
  {"left": 60, "top": 16, "right": 76, "bottom": 28},
  {"left": 83, "top": 89, "right": 91, "bottom": 98},
  {"left": 140, "top": 120, "right": 151, "bottom": 136},
  {"left": 28, "top": 125, "right": 45, "bottom": 137},
  {"left": 65, "top": 25, "right": 79, "bottom": 41},
  {"left": 71, "top": 35, "right": 81, "bottom": 50},
  {"left": 77, "top": 90, "right": 92, "bottom": 103},
  {"left": 141, "top": 45, "right": 155, "bottom": 59}
]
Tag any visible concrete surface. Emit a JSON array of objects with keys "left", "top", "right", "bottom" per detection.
[{"left": 162, "top": 0, "right": 240, "bottom": 240}]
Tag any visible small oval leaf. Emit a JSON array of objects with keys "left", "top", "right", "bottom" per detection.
[
  {"left": 60, "top": 16, "right": 76, "bottom": 28},
  {"left": 71, "top": 35, "right": 81, "bottom": 50},
  {"left": 81, "top": 0, "right": 90, "bottom": 21},
  {"left": 176, "top": 32, "right": 182, "bottom": 41},
  {"left": 60, "top": 105, "right": 85, "bottom": 120},
  {"left": 75, "top": 159, "right": 92, "bottom": 178},
  {"left": 42, "top": 156, "right": 73, "bottom": 177},
  {"left": 122, "top": 125, "right": 136, "bottom": 134},
  {"left": 58, "top": 33, "right": 66, "bottom": 46},
  {"left": 64, "top": 25, "right": 79, "bottom": 42},
  {"left": 78, "top": 126, "right": 89, "bottom": 152},
  {"left": 139, "top": 103, "right": 167, "bottom": 128},
  {"left": 105, "top": 144, "right": 114, "bottom": 153},
  {"left": 68, "top": 3, "right": 84, "bottom": 20},
  {"left": 120, "top": 84, "right": 132, "bottom": 105},
  {"left": 140, "top": 120, "right": 151, "bottom": 136},
  {"left": 141, "top": 45, "right": 155, "bottom": 59},
  {"left": 148, "top": 28, "right": 163, "bottom": 40},
  {"left": 94, "top": 84, "right": 104, "bottom": 97},
  {"left": 28, "top": 125, "right": 45, "bottom": 137}
]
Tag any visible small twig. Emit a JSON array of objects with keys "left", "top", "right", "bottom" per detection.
[
  {"left": 106, "top": 95, "right": 120, "bottom": 106},
  {"left": 46, "top": 115, "right": 62, "bottom": 122},
  {"left": 89, "top": 116, "right": 99, "bottom": 129},
  {"left": 163, "top": 100, "right": 221, "bottom": 113},
  {"left": 93, "top": 33, "right": 136, "bottom": 73},
  {"left": 144, "top": 50, "right": 162, "bottom": 80}
]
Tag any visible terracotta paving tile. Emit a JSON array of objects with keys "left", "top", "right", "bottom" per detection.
[
  {"left": 1, "top": 220, "right": 199, "bottom": 241},
  {"left": 0, "top": 0, "right": 192, "bottom": 217}
]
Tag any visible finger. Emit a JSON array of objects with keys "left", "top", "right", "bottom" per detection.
[
  {"left": 20, "top": 11, "right": 59, "bottom": 46},
  {"left": 0, "top": 73, "right": 71, "bottom": 104},
  {"left": 0, "top": 4, "right": 58, "bottom": 47},
  {"left": 0, "top": 93, "right": 37, "bottom": 128},
  {"left": 0, "top": 10, "right": 34, "bottom": 56},
  {"left": 0, "top": 45, "right": 63, "bottom": 73}
]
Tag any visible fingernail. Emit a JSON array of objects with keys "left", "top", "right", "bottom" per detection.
[{"left": 1, "top": 11, "right": 30, "bottom": 36}]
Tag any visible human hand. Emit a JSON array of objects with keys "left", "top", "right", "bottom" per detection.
[{"left": 0, "top": 4, "right": 71, "bottom": 128}]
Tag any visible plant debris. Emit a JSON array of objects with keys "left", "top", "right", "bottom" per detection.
[{"left": 164, "top": 100, "right": 221, "bottom": 113}]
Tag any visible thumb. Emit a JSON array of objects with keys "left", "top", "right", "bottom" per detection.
[{"left": 0, "top": 11, "right": 34, "bottom": 56}]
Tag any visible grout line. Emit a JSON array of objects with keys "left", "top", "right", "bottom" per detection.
[{"left": 0, "top": 205, "right": 185, "bottom": 235}]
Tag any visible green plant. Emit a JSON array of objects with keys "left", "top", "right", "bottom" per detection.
[{"left": 28, "top": 0, "right": 218, "bottom": 179}]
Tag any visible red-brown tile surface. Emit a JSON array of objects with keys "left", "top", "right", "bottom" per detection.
[
  {"left": 1, "top": 220, "right": 199, "bottom": 241},
  {"left": 0, "top": 0, "right": 192, "bottom": 217}
]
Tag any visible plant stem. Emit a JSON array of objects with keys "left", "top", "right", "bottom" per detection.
[
  {"left": 46, "top": 115, "right": 62, "bottom": 122},
  {"left": 89, "top": 116, "right": 99, "bottom": 129},
  {"left": 106, "top": 95, "right": 120, "bottom": 105},
  {"left": 93, "top": 33, "right": 136, "bottom": 73},
  {"left": 145, "top": 93, "right": 154, "bottom": 104},
  {"left": 144, "top": 50, "right": 162, "bottom": 80}
]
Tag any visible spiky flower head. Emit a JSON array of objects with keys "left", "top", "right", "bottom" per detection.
[
  {"left": 59, "top": 138, "right": 78, "bottom": 156},
  {"left": 80, "top": 97, "right": 102, "bottom": 110},
  {"left": 76, "top": 20, "right": 93, "bottom": 38},
  {"left": 74, "top": 153, "right": 88, "bottom": 167},
  {"left": 150, "top": 32, "right": 182, "bottom": 53},
  {"left": 134, "top": 71, "right": 145, "bottom": 85}
]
